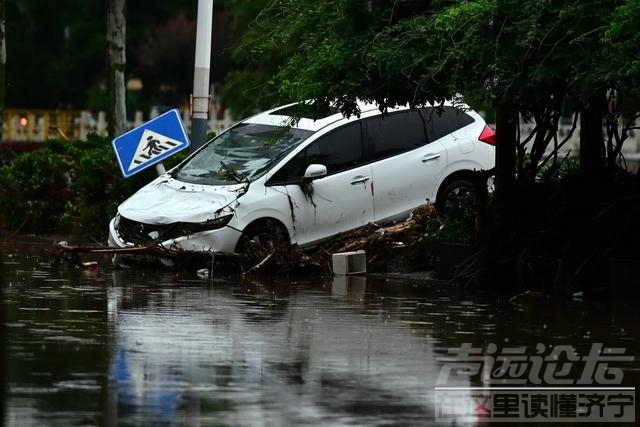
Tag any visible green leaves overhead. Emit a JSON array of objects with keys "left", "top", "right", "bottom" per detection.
[
  {"left": 604, "top": 0, "right": 640, "bottom": 103},
  {"left": 231, "top": 0, "right": 639, "bottom": 115}
]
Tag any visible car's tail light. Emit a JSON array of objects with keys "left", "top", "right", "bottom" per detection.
[{"left": 478, "top": 125, "right": 496, "bottom": 145}]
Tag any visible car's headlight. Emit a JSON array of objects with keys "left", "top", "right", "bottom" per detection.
[{"left": 203, "top": 214, "right": 234, "bottom": 230}]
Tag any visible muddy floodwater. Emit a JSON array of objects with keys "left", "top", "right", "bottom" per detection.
[{"left": 1, "top": 241, "right": 639, "bottom": 425}]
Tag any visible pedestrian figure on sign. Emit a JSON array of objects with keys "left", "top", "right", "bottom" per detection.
[{"left": 144, "top": 136, "right": 162, "bottom": 156}]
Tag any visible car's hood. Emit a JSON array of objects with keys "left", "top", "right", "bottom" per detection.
[{"left": 118, "top": 177, "right": 245, "bottom": 224}]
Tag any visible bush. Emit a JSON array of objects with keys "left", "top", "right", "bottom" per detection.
[
  {"left": 0, "top": 135, "right": 183, "bottom": 240},
  {"left": 404, "top": 199, "right": 476, "bottom": 271}
]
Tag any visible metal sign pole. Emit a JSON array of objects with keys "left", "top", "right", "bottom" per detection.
[{"left": 191, "top": 0, "right": 213, "bottom": 152}]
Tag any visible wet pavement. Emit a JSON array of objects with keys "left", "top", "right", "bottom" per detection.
[{"left": 1, "top": 241, "right": 639, "bottom": 425}]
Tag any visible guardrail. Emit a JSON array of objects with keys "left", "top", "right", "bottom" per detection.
[
  {"left": 516, "top": 119, "right": 640, "bottom": 158},
  {"left": 3, "top": 109, "right": 640, "bottom": 165},
  {"left": 1, "top": 108, "right": 236, "bottom": 142}
]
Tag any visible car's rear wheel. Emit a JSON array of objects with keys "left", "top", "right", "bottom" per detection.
[
  {"left": 436, "top": 179, "right": 476, "bottom": 216},
  {"left": 236, "top": 219, "right": 291, "bottom": 272},
  {"left": 434, "top": 178, "right": 480, "bottom": 245}
]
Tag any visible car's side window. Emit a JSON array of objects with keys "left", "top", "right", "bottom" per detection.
[
  {"left": 267, "top": 122, "right": 363, "bottom": 185},
  {"left": 267, "top": 150, "right": 307, "bottom": 185},
  {"left": 422, "top": 106, "right": 474, "bottom": 142},
  {"left": 365, "top": 110, "right": 427, "bottom": 161},
  {"left": 306, "top": 122, "right": 363, "bottom": 174}
]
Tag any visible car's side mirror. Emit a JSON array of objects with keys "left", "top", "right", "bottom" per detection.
[{"left": 303, "top": 164, "right": 327, "bottom": 181}]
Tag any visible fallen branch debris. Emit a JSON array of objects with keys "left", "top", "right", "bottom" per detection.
[
  {"left": 51, "top": 204, "right": 446, "bottom": 275},
  {"left": 51, "top": 241, "right": 241, "bottom": 269}
]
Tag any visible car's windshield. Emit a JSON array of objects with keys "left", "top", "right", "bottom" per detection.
[{"left": 173, "top": 123, "right": 313, "bottom": 185}]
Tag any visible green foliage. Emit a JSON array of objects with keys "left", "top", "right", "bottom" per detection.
[
  {"left": 5, "top": 1, "right": 233, "bottom": 112},
  {"left": 132, "top": 13, "right": 196, "bottom": 109},
  {"left": 230, "top": 0, "right": 638, "bottom": 167},
  {"left": 222, "top": 0, "right": 291, "bottom": 118},
  {"left": 0, "top": 135, "right": 160, "bottom": 240},
  {"left": 0, "top": 149, "right": 72, "bottom": 232},
  {"left": 537, "top": 156, "right": 580, "bottom": 182},
  {"left": 405, "top": 195, "right": 476, "bottom": 271},
  {"left": 6, "top": 1, "right": 106, "bottom": 108},
  {"left": 603, "top": 0, "right": 640, "bottom": 111}
]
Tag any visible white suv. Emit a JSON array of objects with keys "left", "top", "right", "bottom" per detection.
[{"left": 108, "top": 101, "right": 495, "bottom": 265}]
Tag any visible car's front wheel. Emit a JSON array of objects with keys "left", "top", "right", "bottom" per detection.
[{"left": 235, "top": 219, "right": 291, "bottom": 272}]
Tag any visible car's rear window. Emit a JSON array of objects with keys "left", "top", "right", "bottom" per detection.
[
  {"left": 365, "top": 106, "right": 474, "bottom": 161},
  {"left": 424, "top": 106, "right": 474, "bottom": 141}
]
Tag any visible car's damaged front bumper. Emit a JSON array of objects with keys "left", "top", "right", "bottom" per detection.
[{"left": 107, "top": 214, "right": 243, "bottom": 267}]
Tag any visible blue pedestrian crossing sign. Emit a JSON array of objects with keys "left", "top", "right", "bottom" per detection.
[{"left": 112, "top": 109, "right": 190, "bottom": 178}]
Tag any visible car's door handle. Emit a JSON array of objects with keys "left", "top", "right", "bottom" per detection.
[
  {"left": 421, "top": 153, "right": 441, "bottom": 162},
  {"left": 350, "top": 175, "right": 370, "bottom": 185}
]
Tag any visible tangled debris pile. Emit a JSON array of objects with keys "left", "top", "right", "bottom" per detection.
[
  {"left": 52, "top": 204, "right": 470, "bottom": 277},
  {"left": 237, "top": 203, "right": 469, "bottom": 276},
  {"left": 303, "top": 204, "right": 443, "bottom": 274}
]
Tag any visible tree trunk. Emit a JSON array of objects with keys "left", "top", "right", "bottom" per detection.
[
  {"left": 0, "top": 0, "right": 6, "bottom": 142},
  {"left": 473, "top": 104, "right": 519, "bottom": 287},
  {"left": 579, "top": 101, "right": 604, "bottom": 175},
  {"left": 107, "top": 0, "right": 126, "bottom": 140},
  {"left": 494, "top": 104, "right": 518, "bottom": 205}
]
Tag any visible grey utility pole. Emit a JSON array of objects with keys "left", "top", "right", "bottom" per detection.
[
  {"left": 190, "top": 0, "right": 213, "bottom": 152},
  {"left": 107, "top": 0, "right": 127, "bottom": 140}
]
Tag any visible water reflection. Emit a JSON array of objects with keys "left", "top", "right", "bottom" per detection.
[
  {"left": 0, "top": 251, "right": 6, "bottom": 426},
  {"left": 107, "top": 271, "right": 440, "bottom": 425},
  {"left": 2, "top": 243, "right": 639, "bottom": 425}
]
